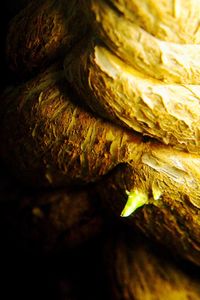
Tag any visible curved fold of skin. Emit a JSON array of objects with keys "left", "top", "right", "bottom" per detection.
[
  {"left": 95, "top": 142, "right": 200, "bottom": 265},
  {"left": 6, "top": 0, "right": 88, "bottom": 77},
  {"left": 64, "top": 40, "right": 200, "bottom": 153},
  {"left": 1, "top": 67, "right": 200, "bottom": 265},
  {"left": 106, "top": 233, "right": 200, "bottom": 300},
  {"left": 109, "top": 0, "right": 200, "bottom": 43},
  {"left": 0, "top": 63, "right": 141, "bottom": 187},
  {"left": 90, "top": 0, "right": 200, "bottom": 84}
]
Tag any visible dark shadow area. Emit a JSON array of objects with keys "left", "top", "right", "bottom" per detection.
[
  {"left": 0, "top": 1, "right": 31, "bottom": 91},
  {"left": 0, "top": 3, "right": 109, "bottom": 299}
]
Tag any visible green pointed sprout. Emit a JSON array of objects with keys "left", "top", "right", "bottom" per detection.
[{"left": 120, "top": 189, "right": 148, "bottom": 217}]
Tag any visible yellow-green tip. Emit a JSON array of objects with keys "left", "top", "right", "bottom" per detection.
[{"left": 120, "top": 189, "right": 148, "bottom": 217}]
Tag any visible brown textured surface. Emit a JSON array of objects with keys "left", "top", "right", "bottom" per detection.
[
  {"left": 0, "top": 63, "right": 140, "bottom": 187},
  {"left": 96, "top": 160, "right": 200, "bottom": 266},
  {"left": 64, "top": 38, "right": 200, "bottom": 153},
  {"left": 6, "top": 0, "right": 87, "bottom": 78},
  {"left": 88, "top": 0, "right": 200, "bottom": 85},
  {"left": 105, "top": 230, "right": 200, "bottom": 300},
  {"left": 1, "top": 62, "right": 200, "bottom": 264},
  {"left": 1, "top": 5, "right": 200, "bottom": 299},
  {"left": 2, "top": 2, "right": 200, "bottom": 300},
  {"left": 108, "top": 0, "right": 200, "bottom": 43}
]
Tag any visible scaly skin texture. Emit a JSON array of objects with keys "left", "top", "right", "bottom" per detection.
[
  {"left": 64, "top": 40, "right": 200, "bottom": 153},
  {"left": 95, "top": 142, "right": 200, "bottom": 265},
  {"left": 0, "top": 63, "right": 141, "bottom": 187},
  {"left": 6, "top": 0, "right": 87, "bottom": 77},
  {"left": 105, "top": 232, "right": 200, "bottom": 300},
  {"left": 1, "top": 64, "right": 200, "bottom": 264},
  {"left": 89, "top": 0, "right": 200, "bottom": 84},
  {"left": 109, "top": 0, "right": 200, "bottom": 43}
]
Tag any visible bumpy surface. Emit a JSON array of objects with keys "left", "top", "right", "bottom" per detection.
[
  {"left": 0, "top": 63, "right": 140, "bottom": 187},
  {"left": 6, "top": 0, "right": 87, "bottom": 77},
  {"left": 64, "top": 38, "right": 200, "bottom": 154},
  {"left": 64, "top": 0, "right": 200, "bottom": 153},
  {"left": 95, "top": 153, "right": 200, "bottom": 265},
  {"left": 1, "top": 60, "right": 200, "bottom": 264},
  {"left": 2, "top": 0, "right": 200, "bottom": 273},
  {"left": 89, "top": 0, "right": 200, "bottom": 84},
  {"left": 109, "top": 0, "right": 200, "bottom": 43}
]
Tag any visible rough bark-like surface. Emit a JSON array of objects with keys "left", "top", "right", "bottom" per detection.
[
  {"left": 105, "top": 231, "right": 200, "bottom": 300},
  {"left": 0, "top": 63, "right": 140, "bottom": 187},
  {"left": 6, "top": 0, "right": 87, "bottom": 78},
  {"left": 95, "top": 156, "right": 200, "bottom": 265},
  {"left": 1, "top": 62, "right": 200, "bottom": 264},
  {"left": 64, "top": 39, "right": 200, "bottom": 153},
  {"left": 108, "top": 0, "right": 200, "bottom": 43},
  {"left": 88, "top": 0, "right": 200, "bottom": 84}
]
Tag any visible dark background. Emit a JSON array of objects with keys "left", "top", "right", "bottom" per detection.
[
  {"left": 0, "top": 3, "right": 109, "bottom": 299},
  {"left": 1, "top": 3, "right": 199, "bottom": 300}
]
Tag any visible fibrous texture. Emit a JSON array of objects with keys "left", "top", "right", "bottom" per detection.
[
  {"left": 95, "top": 140, "right": 200, "bottom": 265},
  {"left": 0, "top": 63, "right": 140, "bottom": 187},
  {"left": 108, "top": 0, "right": 200, "bottom": 43},
  {"left": 106, "top": 232, "right": 200, "bottom": 300},
  {"left": 64, "top": 40, "right": 200, "bottom": 153},
  {"left": 89, "top": 0, "right": 200, "bottom": 84},
  {"left": 1, "top": 61, "right": 200, "bottom": 264},
  {"left": 6, "top": 0, "right": 87, "bottom": 77},
  {"left": 64, "top": 0, "right": 200, "bottom": 153},
  {"left": 2, "top": 0, "right": 200, "bottom": 268}
]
